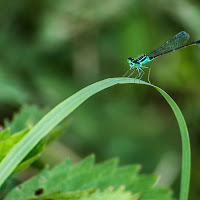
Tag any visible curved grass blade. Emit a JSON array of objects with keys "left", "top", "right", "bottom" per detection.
[{"left": 0, "top": 78, "right": 190, "bottom": 200}]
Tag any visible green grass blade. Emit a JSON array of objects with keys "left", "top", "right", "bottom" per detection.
[
  {"left": 0, "top": 78, "right": 190, "bottom": 200},
  {"left": 153, "top": 86, "right": 191, "bottom": 200}
]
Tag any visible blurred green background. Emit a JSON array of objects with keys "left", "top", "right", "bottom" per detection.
[{"left": 0, "top": 0, "right": 200, "bottom": 199}]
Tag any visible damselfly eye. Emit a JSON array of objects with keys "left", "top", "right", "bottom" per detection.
[{"left": 127, "top": 57, "right": 134, "bottom": 61}]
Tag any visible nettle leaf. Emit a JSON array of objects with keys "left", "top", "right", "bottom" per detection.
[
  {"left": 0, "top": 129, "right": 29, "bottom": 162},
  {"left": 5, "top": 155, "right": 174, "bottom": 200},
  {"left": 0, "top": 128, "right": 45, "bottom": 172},
  {"left": 4, "top": 105, "right": 47, "bottom": 134},
  {"left": 0, "top": 105, "right": 67, "bottom": 173},
  {"left": 0, "top": 128, "right": 10, "bottom": 141},
  {"left": 80, "top": 187, "right": 140, "bottom": 200},
  {"left": 4, "top": 104, "right": 68, "bottom": 144},
  {"left": 22, "top": 189, "right": 95, "bottom": 200}
]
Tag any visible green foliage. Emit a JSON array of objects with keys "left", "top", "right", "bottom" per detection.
[
  {"left": 0, "top": 1, "right": 199, "bottom": 198},
  {"left": 0, "top": 78, "right": 190, "bottom": 200},
  {"left": 14, "top": 139, "right": 46, "bottom": 173},
  {"left": 24, "top": 189, "right": 95, "bottom": 200},
  {"left": 0, "top": 105, "right": 66, "bottom": 173},
  {"left": 80, "top": 188, "right": 140, "bottom": 200},
  {"left": 0, "top": 128, "right": 33, "bottom": 172},
  {"left": 4, "top": 105, "right": 47, "bottom": 134},
  {"left": 0, "top": 128, "right": 27, "bottom": 161},
  {"left": 0, "top": 128, "right": 29, "bottom": 160},
  {"left": 5, "top": 155, "right": 173, "bottom": 200}
]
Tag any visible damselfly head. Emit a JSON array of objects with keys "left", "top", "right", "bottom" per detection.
[
  {"left": 127, "top": 57, "right": 134, "bottom": 63},
  {"left": 127, "top": 57, "right": 135, "bottom": 68}
]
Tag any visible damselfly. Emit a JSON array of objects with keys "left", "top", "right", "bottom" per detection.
[{"left": 124, "top": 31, "right": 200, "bottom": 82}]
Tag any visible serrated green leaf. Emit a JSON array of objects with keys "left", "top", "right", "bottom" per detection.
[
  {"left": 0, "top": 128, "right": 46, "bottom": 173},
  {"left": 5, "top": 155, "right": 173, "bottom": 200},
  {"left": 80, "top": 187, "right": 140, "bottom": 200},
  {"left": 129, "top": 175, "right": 174, "bottom": 200},
  {"left": 0, "top": 129, "right": 29, "bottom": 161},
  {"left": 25, "top": 189, "right": 95, "bottom": 200},
  {"left": 4, "top": 105, "right": 47, "bottom": 134},
  {"left": 0, "top": 105, "right": 69, "bottom": 173},
  {"left": 0, "top": 128, "right": 10, "bottom": 141}
]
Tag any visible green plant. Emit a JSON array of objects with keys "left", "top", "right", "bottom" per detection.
[{"left": 0, "top": 78, "right": 191, "bottom": 200}]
